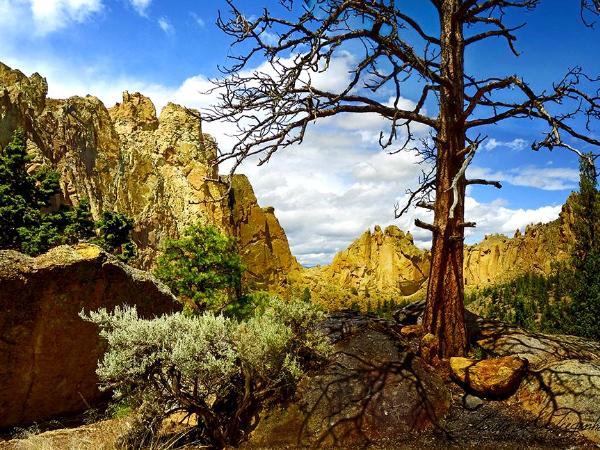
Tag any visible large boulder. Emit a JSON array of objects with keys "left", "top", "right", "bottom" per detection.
[
  {"left": 467, "top": 318, "right": 600, "bottom": 444},
  {"left": 516, "top": 359, "right": 600, "bottom": 443},
  {"left": 450, "top": 356, "right": 528, "bottom": 398},
  {"left": 0, "top": 244, "right": 179, "bottom": 429},
  {"left": 243, "top": 313, "right": 451, "bottom": 448}
]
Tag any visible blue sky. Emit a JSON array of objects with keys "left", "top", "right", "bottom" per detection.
[{"left": 1, "top": 0, "right": 599, "bottom": 265}]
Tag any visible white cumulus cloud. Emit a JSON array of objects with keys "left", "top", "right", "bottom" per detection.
[
  {"left": 483, "top": 137, "right": 527, "bottom": 152},
  {"left": 469, "top": 166, "right": 578, "bottom": 191},
  {"left": 29, "top": 0, "right": 103, "bottom": 34},
  {"left": 129, "top": 0, "right": 151, "bottom": 16},
  {"left": 464, "top": 197, "right": 563, "bottom": 241},
  {"left": 190, "top": 12, "right": 205, "bottom": 28}
]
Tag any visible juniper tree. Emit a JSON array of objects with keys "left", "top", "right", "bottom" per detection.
[
  {"left": 95, "top": 210, "right": 136, "bottom": 262},
  {"left": 0, "top": 129, "right": 136, "bottom": 258},
  {"left": 570, "top": 154, "right": 600, "bottom": 339},
  {"left": 0, "top": 130, "right": 96, "bottom": 255},
  {"left": 154, "top": 223, "right": 244, "bottom": 312},
  {"left": 207, "top": 0, "right": 600, "bottom": 358}
]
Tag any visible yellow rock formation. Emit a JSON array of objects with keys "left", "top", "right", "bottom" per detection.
[
  {"left": 299, "top": 197, "right": 576, "bottom": 310},
  {"left": 296, "top": 225, "right": 430, "bottom": 310},
  {"left": 0, "top": 62, "right": 297, "bottom": 290},
  {"left": 463, "top": 198, "right": 574, "bottom": 286}
]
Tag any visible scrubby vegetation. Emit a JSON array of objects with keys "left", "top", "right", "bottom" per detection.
[
  {"left": 95, "top": 210, "right": 136, "bottom": 262},
  {"left": 154, "top": 223, "right": 244, "bottom": 312},
  {"left": 465, "top": 270, "right": 572, "bottom": 334},
  {"left": 81, "top": 296, "right": 330, "bottom": 449},
  {"left": 0, "top": 129, "right": 136, "bottom": 260}
]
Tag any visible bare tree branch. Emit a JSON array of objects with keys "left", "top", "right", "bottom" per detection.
[
  {"left": 416, "top": 201, "right": 435, "bottom": 210},
  {"left": 415, "top": 218, "right": 438, "bottom": 233},
  {"left": 467, "top": 179, "right": 502, "bottom": 189},
  {"left": 447, "top": 137, "right": 484, "bottom": 220},
  {"left": 206, "top": 0, "right": 600, "bottom": 359}
]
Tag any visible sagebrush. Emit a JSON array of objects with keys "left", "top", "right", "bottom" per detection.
[{"left": 81, "top": 296, "right": 331, "bottom": 449}]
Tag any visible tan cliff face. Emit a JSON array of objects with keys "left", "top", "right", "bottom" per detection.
[
  {"left": 229, "top": 175, "right": 301, "bottom": 289},
  {"left": 297, "top": 225, "right": 431, "bottom": 310},
  {"left": 463, "top": 197, "right": 575, "bottom": 287},
  {"left": 301, "top": 198, "right": 576, "bottom": 309},
  {"left": 0, "top": 62, "right": 299, "bottom": 288}
]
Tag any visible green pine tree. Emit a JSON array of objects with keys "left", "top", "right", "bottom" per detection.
[
  {"left": 0, "top": 129, "right": 138, "bottom": 258},
  {"left": 569, "top": 154, "right": 600, "bottom": 339},
  {"left": 0, "top": 130, "right": 68, "bottom": 255},
  {"left": 95, "top": 210, "right": 136, "bottom": 262},
  {"left": 154, "top": 223, "right": 244, "bottom": 312}
]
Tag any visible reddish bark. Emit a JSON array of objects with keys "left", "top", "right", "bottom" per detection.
[{"left": 422, "top": 0, "right": 468, "bottom": 359}]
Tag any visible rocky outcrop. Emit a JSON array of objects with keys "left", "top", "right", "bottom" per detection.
[
  {"left": 229, "top": 175, "right": 300, "bottom": 289},
  {"left": 300, "top": 195, "right": 577, "bottom": 309},
  {"left": 461, "top": 309, "right": 600, "bottom": 443},
  {"left": 463, "top": 198, "right": 575, "bottom": 286},
  {"left": 298, "top": 225, "right": 430, "bottom": 310},
  {"left": 243, "top": 312, "right": 451, "bottom": 448},
  {"left": 516, "top": 360, "right": 600, "bottom": 443},
  {"left": 0, "top": 244, "right": 178, "bottom": 428},
  {"left": 474, "top": 321, "right": 600, "bottom": 370},
  {"left": 0, "top": 62, "right": 298, "bottom": 289}
]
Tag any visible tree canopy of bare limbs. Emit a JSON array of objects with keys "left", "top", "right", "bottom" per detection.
[{"left": 205, "top": 0, "right": 600, "bottom": 359}]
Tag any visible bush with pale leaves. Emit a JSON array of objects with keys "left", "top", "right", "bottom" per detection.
[{"left": 81, "top": 296, "right": 330, "bottom": 449}]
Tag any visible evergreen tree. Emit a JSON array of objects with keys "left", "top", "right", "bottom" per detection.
[
  {"left": 63, "top": 199, "right": 96, "bottom": 242},
  {"left": 0, "top": 130, "right": 76, "bottom": 255},
  {"left": 0, "top": 129, "right": 137, "bottom": 258},
  {"left": 95, "top": 210, "right": 136, "bottom": 262},
  {"left": 154, "top": 223, "right": 244, "bottom": 312},
  {"left": 570, "top": 154, "right": 600, "bottom": 339}
]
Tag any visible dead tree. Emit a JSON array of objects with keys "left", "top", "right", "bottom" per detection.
[{"left": 206, "top": 0, "right": 600, "bottom": 359}]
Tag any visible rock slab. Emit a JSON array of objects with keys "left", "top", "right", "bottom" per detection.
[
  {"left": 0, "top": 244, "right": 178, "bottom": 428},
  {"left": 516, "top": 359, "right": 600, "bottom": 443},
  {"left": 244, "top": 315, "right": 451, "bottom": 448}
]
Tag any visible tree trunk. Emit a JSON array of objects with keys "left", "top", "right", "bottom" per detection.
[{"left": 422, "top": 0, "right": 468, "bottom": 359}]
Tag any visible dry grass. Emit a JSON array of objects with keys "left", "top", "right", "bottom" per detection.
[
  {"left": 1, "top": 418, "right": 129, "bottom": 450},
  {"left": 0, "top": 416, "right": 207, "bottom": 450}
]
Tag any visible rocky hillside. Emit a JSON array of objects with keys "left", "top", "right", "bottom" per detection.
[
  {"left": 300, "top": 198, "right": 576, "bottom": 309},
  {"left": 463, "top": 196, "right": 574, "bottom": 286},
  {"left": 0, "top": 62, "right": 299, "bottom": 289},
  {"left": 295, "top": 225, "right": 431, "bottom": 310}
]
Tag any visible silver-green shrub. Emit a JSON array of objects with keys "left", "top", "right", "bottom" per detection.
[{"left": 81, "top": 296, "right": 330, "bottom": 449}]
